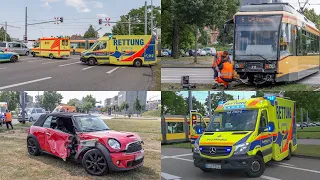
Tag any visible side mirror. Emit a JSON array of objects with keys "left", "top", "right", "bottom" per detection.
[{"left": 258, "top": 127, "right": 268, "bottom": 134}]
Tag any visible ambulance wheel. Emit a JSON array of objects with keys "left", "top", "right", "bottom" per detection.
[
  {"left": 285, "top": 146, "right": 291, "bottom": 160},
  {"left": 49, "top": 53, "right": 54, "bottom": 59},
  {"left": 133, "top": 59, "right": 142, "bottom": 67},
  {"left": 245, "top": 155, "right": 265, "bottom": 178},
  {"left": 25, "top": 51, "right": 29, "bottom": 56},
  {"left": 88, "top": 58, "right": 96, "bottom": 66}
]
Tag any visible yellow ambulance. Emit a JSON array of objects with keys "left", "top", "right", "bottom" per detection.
[
  {"left": 31, "top": 36, "right": 70, "bottom": 59},
  {"left": 80, "top": 35, "right": 157, "bottom": 67},
  {"left": 192, "top": 95, "right": 297, "bottom": 178}
]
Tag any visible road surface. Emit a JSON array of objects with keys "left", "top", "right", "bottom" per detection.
[
  {"left": 0, "top": 55, "right": 153, "bottom": 90},
  {"left": 161, "top": 67, "right": 320, "bottom": 87},
  {"left": 162, "top": 147, "right": 320, "bottom": 180}
]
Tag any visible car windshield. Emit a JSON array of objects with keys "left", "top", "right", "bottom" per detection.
[
  {"left": 75, "top": 116, "right": 110, "bottom": 132},
  {"left": 0, "top": 106, "right": 6, "bottom": 113},
  {"left": 206, "top": 110, "right": 258, "bottom": 132},
  {"left": 234, "top": 15, "right": 282, "bottom": 60}
]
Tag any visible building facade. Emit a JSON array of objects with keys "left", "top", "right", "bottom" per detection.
[
  {"left": 104, "top": 98, "right": 111, "bottom": 107},
  {"left": 146, "top": 100, "right": 161, "bottom": 111},
  {"left": 117, "top": 91, "right": 147, "bottom": 115},
  {"left": 111, "top": 96, "right": 118, "bottom": 106}
]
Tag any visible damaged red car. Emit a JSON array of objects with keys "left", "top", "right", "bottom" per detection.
[{"left": 27, "top": 113, "right": 144, "bottom": 176}]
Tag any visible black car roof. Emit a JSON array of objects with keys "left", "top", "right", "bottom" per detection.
[{"left": 33, "top": 112, "right": 93, "bottom": 126}]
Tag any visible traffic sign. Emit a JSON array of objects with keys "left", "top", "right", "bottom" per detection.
[{"left": 105, "top": 18, "right": 111, "bottom": 26}]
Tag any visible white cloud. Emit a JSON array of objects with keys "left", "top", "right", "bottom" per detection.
[
  {"left": 65, "top": 0, "right": 90, "bottom": 12},
  {"left": 41, "top": 0, "right": 60, "bottom": 8},
  {"left": 96, "top": 14, "right": 107, "bottom": 18},
  {"left": 91, "top": 1, "right": 103, "bottom": 8}
]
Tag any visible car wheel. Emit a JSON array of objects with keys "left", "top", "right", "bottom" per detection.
[
  {"left": 29, "top": 117, "right": 33, "bottom": 122},
  {"left": 200, "top": 167, "right": 214, "bottom": 172},
  {"left": 10, "top": 55, "right": 18, "bottom": 63},
  {"left": 285, "top": 146, "right": 292, "bottom": 160},
  {"left": 88, "top": 58, "right": 96, "bottom": 66},
  {"left": 133, "top": 59, "right": 142, "bottom": 67},
  {"left": 25, "top": 51, "right": 29, "bottom": 56},
  {"left": 82, "top": 149, "right": 108, "bottom": 176},
  {"left": 27, "top": 138, "right": 40, "bottom": 156},
  {"left": 32, "top": 52, "right": 36, "bottom": 57},
  {"left": 49, "top": 53, "right": 54, "bottom": 59},
  {"left": 244, "top": 155, "right": 265, "bottom": 178}
]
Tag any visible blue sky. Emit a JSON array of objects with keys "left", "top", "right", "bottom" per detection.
[
  {"left": 179, "top": 91, "right": 257, "bottom": 104},
  {"left": 0, "top": 0, "right": 160, "bottom": 40}
]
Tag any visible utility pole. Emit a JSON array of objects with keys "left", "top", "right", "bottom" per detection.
[
  {"left": 4, "top": 22, "right": 7, "bottom": 42},
  {"left": 144, "top": 1, "right": 148, "bottom": 35},
  {"left": 208, "top": 91, "right": 212, "bottom": 120},
  {"left": 25, "top": 7, "right": 27, "bottom": 43},
  {"left": 151, "top": 0, "right": 154, "bottom": 35},
  {"left": 301, "top": 108, "right": 303, "bottom": 129},
  {"left": 188, "top": 91, "right": 193, "bottom": 112},
  {"left": 21, "top": 91, "right": 26, "bottom": 124},
  {"left": 128, "top": 15, "right": 131, "bottom": 35}
]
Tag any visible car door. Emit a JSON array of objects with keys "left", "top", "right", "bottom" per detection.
[
  {"left": 41, "top": 115, "right": 53, "bottom": 150},
  {"left": 30, "top": 109, "right": 37, "bottom": 120},
  {"left": 21, "top": 43, "right": 28, "bottom": 55},
  {"left": 0, "top": 50, "right": 7, "bottom": 60},
  {"left": 45, "top": 117, "right": 73, "bottom": 159},
  {"left": 12, "top": 43, "right": 21, "bottom": 54},
  {"left": 35, "top": 109, "right": 45, "bottom": 120}
]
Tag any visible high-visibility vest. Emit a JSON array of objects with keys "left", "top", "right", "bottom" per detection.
[
  {"left": 212, "top": 57, "right": 222, "bottom": 67},
  {"left": 5, "top": 112, "right": 12, "bottom": 122},
  {"left": 220, "top": 62, "right": 233, "bottom": 79}
]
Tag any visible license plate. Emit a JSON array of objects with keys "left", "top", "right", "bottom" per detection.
[
  {"left": 205, "top": 163, "right": 221, "bottom": 169},
  {"left": 251, "top": 65, "right": 257, "bottom": 69},
  {"left": 135, "top": 152, "right": 144, "bottom": 161}
]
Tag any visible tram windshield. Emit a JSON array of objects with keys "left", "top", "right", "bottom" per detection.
[{"left": 234, "top": 15, "right": 282, "bottom": 61}]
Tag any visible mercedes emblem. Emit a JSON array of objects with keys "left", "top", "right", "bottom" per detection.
[{"left": 209, "top": 147, "right": 217, "bottom": 154}]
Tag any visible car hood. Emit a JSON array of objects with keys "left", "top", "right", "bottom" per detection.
[
  {"left": 199, "top": 131, "right": 252, "bottom": 146},
  {"left": 5, "top": 52, "right": 18, "bottom": 55},
  {"left": 78, "top": 130, "right": 141, "bottom": 146}
]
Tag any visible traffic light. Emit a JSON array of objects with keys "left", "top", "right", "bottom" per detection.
[
  {"left": 23, "top": 36, "right": 27, "bottom": 43},
  {"left": 60, "top": 17, "right": 63, "bottom": 23},
  {"left": 99, "top": 19, "right": 102, "bottom": 25},
  {"left": 24, "top": 92, "right": 29, "bottom": 103}
]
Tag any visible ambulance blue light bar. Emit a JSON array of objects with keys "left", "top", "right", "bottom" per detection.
[
  {"left": 218, "top": 101, "right": 225, "bottom": 106},
  {"left": 224, "top": 105, "right": 246, "bottom": 110},
  {"left": 264, "top": 95, "right": 276, "bottom": 105},
  {"left": 226, "top": 148, "right": 231, "bottom": 152}
]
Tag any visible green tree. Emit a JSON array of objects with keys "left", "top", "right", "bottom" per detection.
[
  {"left": 185, "top": 96, "right": 206, "bottom": 115},
  {"left": 112, "top": 5, "right": 161, "bottom": 35},
  {"left": 81, "top": 95, "right": 96, "bottom": 113},
  {"left": 0, "top": 91, "right": 19, "bottom": 111},
  {"left": 41, "top": 91, "right": 63, "bottom": 111},
  {"left": 198, "top": 29, "right": 210, "bottom": 47},
  {"left": 0, "top": 27, "right": 12, "bottom": 42},
  {"left": 84, "top": 25, "right": 98, "bottom": 38},
  {"left": 161, "top": 91, "right": 187, "bottom": 115},
  {"left": 103, "top": 32, "right": 113, "bottom": 37},
  {"left": 119, "top": 102, "right": 129, "bottom": 117},
  {"left": 133, "top": 97, "right": 142, "bottom": 116},
  {"left": 205, "top": 92, "right": 234, "bottom": 115},
  {"left": 304, "top": 8, "right": 320, "bottom": 29}
]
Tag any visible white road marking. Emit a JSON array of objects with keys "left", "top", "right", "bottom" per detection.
[
  {"left": 59, "top": 62, "right": 80, "bottom": 67},
  {"left": 106, "top": 67, "right": 120, "bottom": 74},
  {"left": 82, "top": 66, "right": 95, "bottom": 71},
  {"left": 273, "top": 162, "right": 295, "bottom": 167},
  {"left": 0, "top": 67, "right": 7, "bottom": 70},
  {"left": 121, "top": 67, "right": 126, "bottom": 68},
  {"left": 276, "top": 164, "right": 320, "bottom": 174},
  {"left": 0, "top": 77, "right": 52, "bottom": 90},
  {"left": 161, "top": 172, "right": 181, "bottom": 180},
  {"left": 42, "top": 61, "right": 65, "bottom": 65},
  {"left": 28, "top": 60, "right": 43, "bottom": 62},
  {"left": 261, "top": 175, "right": 282, "bottom": 180},
  {"left": 171, "top": 153, "right": 193, "bottom": 158},
  {"left": 172, "top": 157, "right": 194, "bottom": 162}
]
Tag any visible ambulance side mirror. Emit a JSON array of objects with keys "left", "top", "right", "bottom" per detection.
[{"left": 258, "top": 127, "right": 268, "bottom": 134}]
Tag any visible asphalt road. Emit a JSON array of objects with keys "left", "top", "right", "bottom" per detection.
[
  {"left": 161, "top": 67, "right": 320, "bottom": 87},
  {"left": 161, "top": 147, "right": 320, "bottom": 180},
  {"left": 0, "top": 55, "right": 153, "bottom": 90}
]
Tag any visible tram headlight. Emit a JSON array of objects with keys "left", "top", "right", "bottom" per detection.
[
  {"left": 234, "top": 63, "right": 244, "bottom": 69},
  {"left": 265, "top": 63, "right": 276, "bottom": 69}
]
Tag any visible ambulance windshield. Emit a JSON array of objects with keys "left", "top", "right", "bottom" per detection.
[{"left": 206, "top": 110, "right": 258, "bottom": 132}]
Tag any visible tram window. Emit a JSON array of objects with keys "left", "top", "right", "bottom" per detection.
[
  {"left": 280, "top": 23, "right": 293, "bottom": 56},
  {"left": 79, "top": 42, "right": 86, "bottom": 48},
  {"left": 167, "top": 122, "right": 184, "bottom": 133},
  {"left": 301, "top": 30, "right": 307, "bottom": 55}
]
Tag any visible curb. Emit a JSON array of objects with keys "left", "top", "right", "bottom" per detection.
[{"left": 292, "top": 154, "right": 320, "bottom": 160}]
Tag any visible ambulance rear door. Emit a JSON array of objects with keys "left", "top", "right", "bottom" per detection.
[{"left": 144, "top": 36, "right": 156, "bottom": 62}]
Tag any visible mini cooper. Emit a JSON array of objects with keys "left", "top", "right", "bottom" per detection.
[{"left": 27, "top": 113, "right": 144, "bottom": 176}]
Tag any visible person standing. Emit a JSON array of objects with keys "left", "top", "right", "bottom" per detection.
[
  {"left": 213, "top": 51, "right": 233, "bottom": 89},
  {"left": 4, "top": 109, "right": 13, "bottom": 129},
  {"left": 212, "top": 52, "right": 222, "bottom": 79}
]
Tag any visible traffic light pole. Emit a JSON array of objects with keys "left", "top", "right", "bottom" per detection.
[
  {"left": 21, "top": 91, "right": 26, "bottom": 124},
  {"left": 25, "top": 7, "right": 27, "bottom": 43}
]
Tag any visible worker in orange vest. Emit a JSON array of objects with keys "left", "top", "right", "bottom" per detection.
[
  {"left": 213, "top": 51, "right": 233, "bottom": 89},
  {"left": 5, "top": 109, "right": 13, "bottom": 129},
  {"left": 212, "top": 51, "right": 223, "bottom": 79}
]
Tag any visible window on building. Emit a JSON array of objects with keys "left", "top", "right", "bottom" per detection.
[{"left": 167, "top": 122, "right": 184, "bottom": 133}]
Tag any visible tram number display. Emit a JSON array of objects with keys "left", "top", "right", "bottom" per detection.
[{"left": 237, "top": 15, "right": 281, "bottom": 24}]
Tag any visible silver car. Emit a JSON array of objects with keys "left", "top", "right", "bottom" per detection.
[
  {"left": 18, "top": 108, "right": 46, "bottom": 122},
  {"left": 0, "top": 42, "right": 30, "bottom": 56}
]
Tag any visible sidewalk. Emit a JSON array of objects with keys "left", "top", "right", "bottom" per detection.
[{"left": 297, "top": 139, "right": 320, "bottom": 145}]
